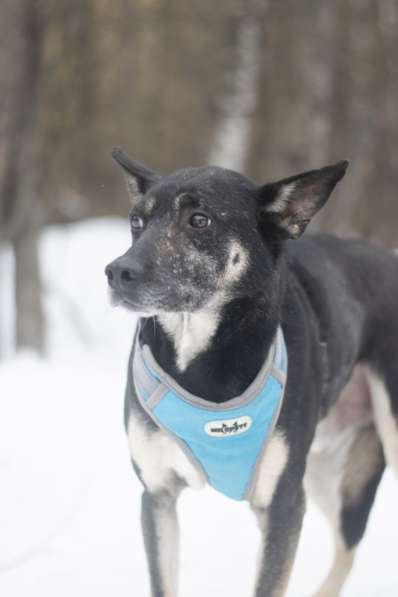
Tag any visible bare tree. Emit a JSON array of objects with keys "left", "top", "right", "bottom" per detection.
[{"left": 0, "top": 0, "right": 45, "bottom": 352}]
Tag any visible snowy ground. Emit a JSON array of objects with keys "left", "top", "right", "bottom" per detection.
[{"left": 1, "top": 218, "right": 397, "bottom": 596}]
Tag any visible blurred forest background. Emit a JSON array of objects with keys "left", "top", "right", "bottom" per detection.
[{"left": 1, "top": 0, "right": 398, "bottom": 356}]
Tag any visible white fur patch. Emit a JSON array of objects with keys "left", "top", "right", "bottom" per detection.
[
  {"left": 127, "top": 412, "right": 204, "bottom": 492},
  {"left": 142, "top": 196, "right": 156, "bottom": 215},
  {"left": 251, "top": 434, "right": 292, "bottom": 597},
  {"left": 174, "top": 193, "right": 187, "bottom": 209},
  {"left": 305, "top": 416, "right": 356, "bottom": 527},
  {"left": 367, "top": 369, "right": 398, "bottom": 473},
  {"left": 125, "top": 174, "right": 141, "bottom": 204},
  {"left": 251, "top": 432, "right": 289, "bottom": 508},
  {"left": 313, "top": 537, "right": 356, "bottom": 597},
  {"left": 222, "top": 240, "right": 249, "bottom": 286},
  {"left": 156, "top": 506, "right": 179, "bottom": 597},
  {"left": 305, "top": 365, "right": 373, "bottom": 526},
  {"left": 158, "top": 309, "right": 220, "bottom": 372},
  {"left": 265, "top": 182, "right": 296, "bottom": 215}
]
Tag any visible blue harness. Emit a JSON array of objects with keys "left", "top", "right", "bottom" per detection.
[{"left": 132, "top": 327, "right": 287, "bottom": 501}]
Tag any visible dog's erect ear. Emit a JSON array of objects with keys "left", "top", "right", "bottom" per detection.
[
  {"left": 111, "top": 147, "right": 161, "bottom": 202},
  {"left": 256, "top": 160, "right": 349, "bottom": 239}
]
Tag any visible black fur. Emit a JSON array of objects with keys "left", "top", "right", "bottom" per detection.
[{"left": 341, "top": 448, "right": 385, "bottom": 549}]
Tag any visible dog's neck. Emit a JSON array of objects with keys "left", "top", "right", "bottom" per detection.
[
  {"left": 138, "top": 292, "right": 281, "bottom": 403},
  {"left": 157, "top": 308, "right": 221, "bottom": 372}
]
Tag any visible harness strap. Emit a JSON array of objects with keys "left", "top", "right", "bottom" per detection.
[
  {"left": 131, "top": 326, "right": 288, "bottom": 500},
  {"left": 134, "top": 328, "right": 287, "bottom": 407}
]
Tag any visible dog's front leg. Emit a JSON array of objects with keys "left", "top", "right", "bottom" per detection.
[
  {"left": 141, "top": 488, "right": 181, "bottom": 597},
  {"left": 251, "top": 486, "right": 305, "bottom": 597}
]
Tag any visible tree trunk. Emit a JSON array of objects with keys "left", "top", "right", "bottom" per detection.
[
  {"left": 209, "top": 8, "right": 261, "bottom": 171},
  {"left": 0, "top": 0, "right": 46, "bottom": 353},
  {"left": 13, "top": 226, "right": 44, "bottom": 351}
]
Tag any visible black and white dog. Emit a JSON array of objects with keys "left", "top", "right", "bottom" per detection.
[{"left": 106, "top": 148, "right": 398, "bottom": 597}]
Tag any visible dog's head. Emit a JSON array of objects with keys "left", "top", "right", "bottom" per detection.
[{"left": 105, "top": 147, "right": 348, "bottom": 315}]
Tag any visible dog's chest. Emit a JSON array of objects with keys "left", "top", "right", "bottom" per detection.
[
  {"left": 128, "top": 410, "right": 290, "bottom": 508},
  {"left": 127, "top": 412, "right": 205, "bottom": 493}
]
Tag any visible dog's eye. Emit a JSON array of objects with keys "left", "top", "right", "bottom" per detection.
[
  {"left": 130, "top": 215, "right": 144, "bottom": 231},
  {"left": 189, "top": 213, "right": 211, "bottom": 229}
]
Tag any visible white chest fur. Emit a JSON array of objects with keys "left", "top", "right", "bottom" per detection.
[
  {"left": 127, "top": 412, "right": 204, "bottom": 493},
  {"left": 157, "top": 310, "right": 220, "bottom": 372}
]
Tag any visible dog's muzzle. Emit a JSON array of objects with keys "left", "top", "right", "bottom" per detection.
[{"left": 105, "top": 255, "right": 144, "bottom": 294}]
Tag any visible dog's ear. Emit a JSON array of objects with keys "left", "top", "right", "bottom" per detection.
[
  {"left": 111, "top": 147, "right": 161, "bottom": 202},
  {"left": 256, "top": 161, "right": 349, "bottom": 239}
]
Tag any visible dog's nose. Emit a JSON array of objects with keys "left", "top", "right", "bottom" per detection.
[
  {"left": 105, "top": 259, "right": 143, "bottom": 288},
  {"left": 105, "top": 264, "right": 115, "bottom": 283}
]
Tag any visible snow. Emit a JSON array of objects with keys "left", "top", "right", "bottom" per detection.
[{"left": 1, "top": 218, "right": 397, "bottom": 596}]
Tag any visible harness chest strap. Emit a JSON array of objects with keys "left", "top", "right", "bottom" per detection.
[{"left": 132, "top": 327, "right": 288, "bottom": 501}]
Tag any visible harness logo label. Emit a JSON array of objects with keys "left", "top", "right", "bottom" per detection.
[{"left": 204, "top": 415, "right": 252, "bottom": 437}]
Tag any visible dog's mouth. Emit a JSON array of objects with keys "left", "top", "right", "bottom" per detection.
[
  {"left": 105, "top": 262, "right": 219, "bottom": 315},
  {"left": 108, "top": 288, "right": 137, "bottom": 309},
  {"left": 108, "top": 287, "right": 158, "bottom": 316}
]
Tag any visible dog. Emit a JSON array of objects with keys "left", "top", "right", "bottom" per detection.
[{"left": 105, "top": 147, "right": 398, "bottom": 597}]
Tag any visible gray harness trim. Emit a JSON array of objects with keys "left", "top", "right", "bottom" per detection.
[{"left": 140, "top": 331, "right": 284, "bottom": 411}]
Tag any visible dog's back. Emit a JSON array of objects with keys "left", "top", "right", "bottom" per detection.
[{"left": 288, "top": 234, "right": 398, "bottom": 420}]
